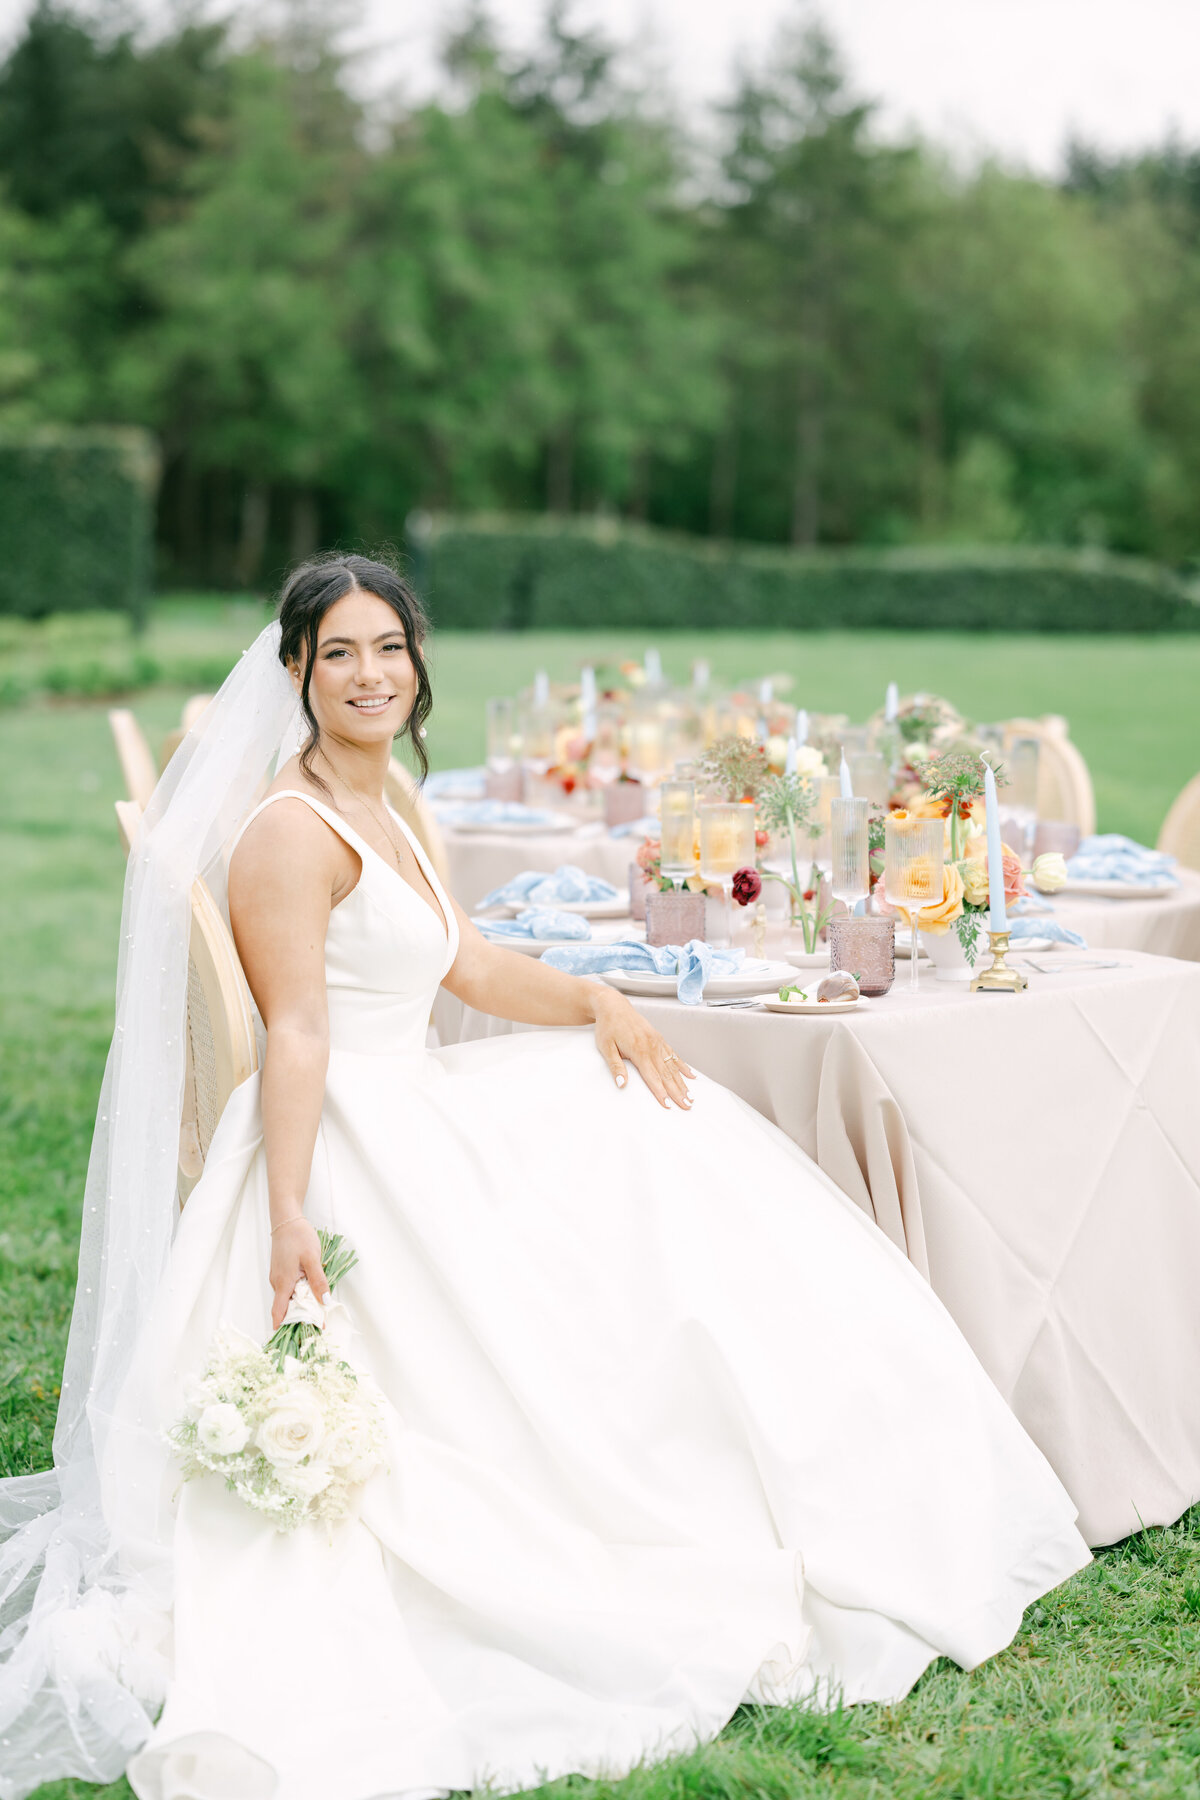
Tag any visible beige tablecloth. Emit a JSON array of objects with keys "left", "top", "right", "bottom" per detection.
[
  {"left": 1051, "top": 870, "right": 1200, "bottom": 961},
  {"left": 433, "top": 952, "right": 1200, "bottom": 1547},
  {"left": 441, "top": 824, "right": 636, "bottom": 914}
]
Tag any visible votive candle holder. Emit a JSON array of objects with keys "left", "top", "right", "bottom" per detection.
[{"left": 828, "top": 914, "right": 896, "bottom": 997}]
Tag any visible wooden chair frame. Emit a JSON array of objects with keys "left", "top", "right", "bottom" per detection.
[
  {"left": 1158, "top": 772, "right": 1200, "bottom": 873},
  {"left": 115, "top": 800, "right": 258, "bottom": 1203},
  {"left": 1003, "top": 716, "right": 1096, "bottom": 839},
  {"left": 108, "top": 709, "right": 158, "bottom": 810}
]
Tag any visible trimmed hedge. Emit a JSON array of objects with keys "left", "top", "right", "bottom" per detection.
[
  {"left": 423, "top": 516, "right": 1200, "bottom": 634},
  {"left": 0, "top": 427, "right": 159, "bottom": 622}
]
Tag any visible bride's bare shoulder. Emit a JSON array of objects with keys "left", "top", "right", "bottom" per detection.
[{"left": 230, "top": 773, "right": 349, "bottom": 898}]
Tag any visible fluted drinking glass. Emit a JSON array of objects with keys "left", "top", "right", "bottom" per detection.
[
  {"left": 830, "top": 797, "right": 870, "bottom": 910},
  {"left": 884, "top": 816, "right": 945, "bottom": 992}
]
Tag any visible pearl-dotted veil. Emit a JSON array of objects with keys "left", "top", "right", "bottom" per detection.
[{"left": 0, "top": 624, "right": 300, "bottom": 1796}]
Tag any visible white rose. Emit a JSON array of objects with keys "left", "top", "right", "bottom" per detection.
[
  {"left": 196, "top": 1402, "right": 250, "bottom": 1457},
  {"left": 1032, "top": 851, "right": 1068, "bottom": 894},
  {"left": 793, "top": 745, "right": 826, "bottom": 779},
  {"left": 277, "top": 1460, "right": 334, "bottom": 1501},
  {"left": 257, "top": 1391, "right": 326, "bottom": 1467},
  {"left": 322, "top": 1422, "right": 382, "bottom": 1484}
]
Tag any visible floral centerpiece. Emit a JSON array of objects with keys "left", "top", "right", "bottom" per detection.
[
  {"left": 696, "top": 735, "right": 770, "bottom": 803},
  {"left": 877, "top": 752, "right": 1025, "bottom": 968}
]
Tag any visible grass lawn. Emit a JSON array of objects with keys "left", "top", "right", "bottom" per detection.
[{"left": 3, "top": 621, "right": 1200, "bottom": 1799}]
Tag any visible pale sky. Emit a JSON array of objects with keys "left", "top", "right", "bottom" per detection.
[
  {"left": 2, "top": 0, "right": 1198, "bottom": 174},
  {"left": 362, "top": 0, "right": 1200, "bottom": 173}
]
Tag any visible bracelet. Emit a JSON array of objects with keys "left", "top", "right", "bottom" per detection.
[{"left": 270, "top": 1216, "right": 305, "bottom": 1235}]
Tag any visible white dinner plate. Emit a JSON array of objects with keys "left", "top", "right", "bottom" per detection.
[
  {"left": 762, "top": 989, "right": 870, "bottom": 1015},
  {"left": 1003, "top": 936, "right": 1056, "bottom": 953},
  {"left": 499, "top": 894, "right": 629, "bottom": 919},
  {"left": 472, "top": 921, "right": 644, "bottom": 957},
  {"left": 600, "top": 960, "right": 795, "bottom": 1000},
  {"left": 453, "top": 814, "right": 577, "bottom": 836},
  {"left": 1058, "top": 878, "right": 1177, "bottom": 900}
]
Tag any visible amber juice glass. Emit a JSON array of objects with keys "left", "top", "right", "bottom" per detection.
[
  {"left": 884, "top": 816, "right": 945, "bottom": 992},
  {"left": 699, "top": 802, "right": 756, "bottom": 948}
]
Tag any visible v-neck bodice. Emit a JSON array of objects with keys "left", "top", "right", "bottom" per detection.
[{"left": 231, "top": 789, "right": 459, "bottom": 1057}]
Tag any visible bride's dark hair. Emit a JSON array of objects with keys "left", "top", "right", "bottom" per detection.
[{"left": 278, "top": 552, "right": 433, "bottom": 785}]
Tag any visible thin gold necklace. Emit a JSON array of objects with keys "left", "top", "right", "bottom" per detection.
[{"left": 317, "top": 752, "right": 406, "bottom": 872}]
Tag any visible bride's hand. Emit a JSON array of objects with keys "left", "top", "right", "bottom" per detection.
[
  {"left": 590, "top": 988, "right": 696, "bottom": 1110},
  {"left": 268, "top": 1216, "right": 331, "bottom": 1329}
]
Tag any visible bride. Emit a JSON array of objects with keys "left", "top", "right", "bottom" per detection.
[{"left": 0, "top": 554, "right": 1089, "bottom": 1800}]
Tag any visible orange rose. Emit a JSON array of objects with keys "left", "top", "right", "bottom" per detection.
[
  {"left": 904, "top": 794, "right": 952, "bottom": 823},
  {"left": 878, "top": 861, "right": 965, "bottom": 936}
]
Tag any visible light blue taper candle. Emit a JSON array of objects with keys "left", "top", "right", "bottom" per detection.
[
  {"left": 839, "top": 753, "right": 854, "bottom": 799},
  {"left": 983, "top": 760, "right": 1007, "bottom": 933}
]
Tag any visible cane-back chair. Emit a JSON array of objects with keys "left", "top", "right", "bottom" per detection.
[
  {"left": 1002, "top": 716, "right": 1096, "bottom": 839},
  {"left": 1158, "top": 772, "right": 1200, "bottom": 873},
  {"left": 108, "top": 709, "right": 158, "bottom": 810},
  {"left": 159, "top": 693, "right": 216, "bottom": 772},
  {"left": 115, "top": 800, "right": 259, "bottom": 1204},
  {"left": 385, "top": 758, "right": 450, "bottom": 886}
]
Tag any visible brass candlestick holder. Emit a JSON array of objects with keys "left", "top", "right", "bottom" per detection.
[{"left": 971, "top": 930, "right": 1028, "bottom": 993}]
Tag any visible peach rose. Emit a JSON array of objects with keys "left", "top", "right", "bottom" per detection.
[
  {"left": 963, "top": 841, "right": 1027, "bottom": 905},
  {"left": 875, "top": 861, "right": 965, "bottom": 935}
]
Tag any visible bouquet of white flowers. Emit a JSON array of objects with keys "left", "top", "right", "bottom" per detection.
[{"left": 166, "top": 1231, "right": 386, "bottom": 1532}]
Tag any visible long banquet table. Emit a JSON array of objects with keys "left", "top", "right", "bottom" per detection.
[
  {"left": 440, "top": 820, "right": 1200, "bottom": 962},
  {"left": 433, "top": 950, "right": 1200, "bottom": 1548}
]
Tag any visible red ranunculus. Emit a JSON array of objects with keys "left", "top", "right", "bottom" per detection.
[{"left": 732, "top": 866, "right": 762, "bottom": 907}]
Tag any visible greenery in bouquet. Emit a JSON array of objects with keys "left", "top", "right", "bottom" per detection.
[
  {"left": 696, "top": 735, "right": 769, "bottom": 803},
  {"left": 266, "top": 1230, "right": 358, "bottom": 1369},
  {"left": 757, "top": 772, "right": 832, "bottom": 953}
]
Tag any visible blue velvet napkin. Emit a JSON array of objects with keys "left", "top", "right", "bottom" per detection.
[
  {"left": 541, "top": 938, "right": 745, "bottom": 1004},
  {"left": 479, "top": 864, "right": 622, "bottom": 910},
  {"left": 475, "top": 908, "right": 591, "bottom": 943},
  {"left": 1066, "top": 835, "right": 1178, "bottom": 886},
  {"left": 1008, "top": 918, "right": 1087, "bottom": 948}
]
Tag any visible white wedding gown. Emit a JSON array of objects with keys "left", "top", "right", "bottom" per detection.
[{"left": 109, "top": 793, "right": 1089, "bottom": 1800}]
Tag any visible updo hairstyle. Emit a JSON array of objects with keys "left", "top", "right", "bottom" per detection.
[{"left": 277, "top": 553, "right": 432, "bottom": 785}]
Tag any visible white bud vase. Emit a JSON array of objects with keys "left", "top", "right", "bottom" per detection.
[{"left": 922, "top": 916, "right": 988, "bottom": 982}]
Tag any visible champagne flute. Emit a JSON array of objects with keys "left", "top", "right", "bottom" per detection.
[
  {"left": 830, "top": 797, "right": 870, "bottom": 911},
  {"left": 699, "top": 802, "right": 756, "bottom": 948},
  {"left": 485, "top": 697, "right": 523, "bottom": 801},
  {"left": 884, "top": 816, "right": 945, "bottom": 992}
]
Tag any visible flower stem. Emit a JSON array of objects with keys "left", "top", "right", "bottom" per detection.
[{"left": 784, "top": 804, "right": 815, "bottom": 952}]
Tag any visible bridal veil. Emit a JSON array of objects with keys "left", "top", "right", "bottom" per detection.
[{"left": 0, "top": 626, "right": 299, "bottom": 1797}]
